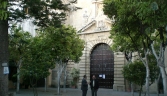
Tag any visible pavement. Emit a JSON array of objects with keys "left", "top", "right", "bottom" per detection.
[{"left": 9, "top": 87, "right": 164, "bottom": 96}]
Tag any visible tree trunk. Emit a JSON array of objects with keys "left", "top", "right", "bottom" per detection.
[
  {"left": 139, "top": 84, "right": 142, "bottom": 96},
  {"left": 138, "top": 50, "right": 150, "bottom": 96},
  {"left": 0, "top": 20, "right": 8, "bottom": 96},
  {"left": 56, "top": 60, "right": 65, "bottom": 95},
  {"left": 31, "top": 77, "right": 38, "bottom": 96},
  {"left": 131, "top": 83, "right": 134, "bottom": 96},
  {"left": 125, "top": 51, "right": 133, "bottom": 96},
  {"left": 44, "top": 78, "right": 47, "bottom": 92},
  {"left": 57, "top": 70, "right": 60, "bottom": 95},
  {"left": 63, "top": 64, "right": 67, "bottom": 93},
  {"left": 145, "top": 64, "right": 150, "bottom": 96},
  {"left": 16, "top": 59, "right": 21, "bottom": 93},
  {"left": 156, "top": 74, "right": 160, "bottom": 96},
  {"left": 160, "top": 66, "right": 167, "bottom": 95},
  {"left": 145, "top": 52, "right": 150, "bottom": 96},
  {"left": 16, "top": 67, "right": 20, "bottom": 93},
  {"left": 151, "top": 43, "right": 167, "bottom": 96}
]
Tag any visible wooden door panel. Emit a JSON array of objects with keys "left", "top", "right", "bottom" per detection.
[{"left": 90, "top": 43, "right": 114, "bottom": 89}]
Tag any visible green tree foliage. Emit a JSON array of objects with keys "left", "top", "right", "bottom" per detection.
[
  {"left": 19, "top": 33, "right": 55, "bottom": 96},
  {"left": 9, "top": 26, "right": 32, "bottom": 63},
  {"left": 122, "top": 58, "right": 159, "bottom": 96},
  {"left": 9, "top": 0, "right": 76, "bottom": 28},
  {"left": 43, "top": 25, "right": 84, "bottom": 94},
  {"left": 20, "top": 35, "right": 55, "bottom": 83},
  {"left": 103, "top": 0, "right": 167, "bottom": 95},
  {"left": 103, "top": 0, "right": 167, "bottom": 47},
  {"left": 103, "top": 0, "right": 152, "bottom": 52},
  {"left": 9, "top": 26, "right": 55, "bottom": 95},
  {"left": 24, "top": 0, "right": 68, "bottom": 27},
  {"left": 0, "top": 0, "right": 8, "bottom": 20},
  {"left": 9, "top": 25, "right": 32, "bottom": 92},
  {"left": 44, "top": 25, "right": 84, "bottom": 62},
  {"left": 122, "top": 61, "right": 146, "bottom": 86}
]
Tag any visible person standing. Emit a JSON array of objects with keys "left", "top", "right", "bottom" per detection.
[
  {"left": 81, "top": 75, "right": 88, "bottom": 96},
  {"left": 90, "top": 75, "right": 99, "bottom": 96}
]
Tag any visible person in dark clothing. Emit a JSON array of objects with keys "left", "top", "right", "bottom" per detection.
[
  {"left": 89, "top": 75, "right": 99, "bottom": 96},
  {"left": 81, "top": 75, "right": 88, "bottom": 96}
]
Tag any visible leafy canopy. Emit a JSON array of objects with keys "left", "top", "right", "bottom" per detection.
[
  {"left": 43, "top": 25, "right": 84, "bottom": 63},
  {"left": 9, "top": 25, "right": 32, "bottom": 63},
  {"left": 103, "top": 0, "right": 167, "bottom": 52},
  {"left": 20, "top": 35, "right": 55, "bottom": 80},
  {"left": 0, "top": 0, "right": 8, "bottom": 20},
  {"left": 9, "top": 0, "right": 77, "bottom": 28},
  {"left": 122, "top": 57, "right": 159, "bottom": 86}
]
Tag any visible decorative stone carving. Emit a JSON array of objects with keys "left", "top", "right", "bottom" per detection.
[
  {"left": 78, "top": 0, "right": 111, "bottom": 32},
  {"left": 83, "top": 10, "right": 89, "bottom": 24},
  {"left": 97, "top": 20, "right": 107, "bottom": 30},
  {"left": 92, "top": 1, "right": 109, "bottom": 31}
]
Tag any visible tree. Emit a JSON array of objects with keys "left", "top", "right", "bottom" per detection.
[
  {"left": 0, "top": 0, "right": 8, "bottom": 96},
  {"left": 103, "top": 1, "right": 152, "bottom": 95},
  {"left": 136, "top": 2, "right": 167, "bottom": 95},
  {"left": 44, "top": 25, "right": 84, "bottom": 94},
  {"left": 122, "top": 57, "right": 158, "bottom": 96},
  {"left": 103, "top": 0, "right": 167, "bottom": 95},
  {"left": 104, "top": 0, "right": 166, "bottom": 95},
  {"left": 143, "top": 5, "right": 167, "bottom": 95},
  {"left": 9, "top": 25, "right": 32, "bottom": 93},
  {"left": 8, "top": 0, "right": 77, "bottom": 28},
  {"left": 0, "top": 18, "right": 8, "bottom": 96},
  {"left": 8, "top": 0, "right": 81, "bottom": 95},
  {"left": 20, "top": 34, "right": 55, "bottom": 96}
]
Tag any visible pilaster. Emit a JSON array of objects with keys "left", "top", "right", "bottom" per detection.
[{"left": 113, "top": 52, "right": 125, "bottom": 91}]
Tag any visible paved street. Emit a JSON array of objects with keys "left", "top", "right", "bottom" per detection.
[{"left": 9, "top": 88, "right": 164, "bottom": 96}]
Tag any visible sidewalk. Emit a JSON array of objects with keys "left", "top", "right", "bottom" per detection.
[{"left": 9, "top": 88, "right": 164, "bottom": 96}]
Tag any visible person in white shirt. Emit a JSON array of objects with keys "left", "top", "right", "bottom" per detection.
[{"left": 89, "top": 75, "right": 99, "bottom": 96}]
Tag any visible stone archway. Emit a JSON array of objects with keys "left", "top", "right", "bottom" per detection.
[
  {"left": 78, "top": 36, "right": 125, "bottom": 91},
  {"left": 90, "top": 43, "right": 114, "bottom": 89}
]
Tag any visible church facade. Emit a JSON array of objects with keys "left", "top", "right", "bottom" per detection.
[
  {"left": 10, "top": 0, "right": 166, "bottom": 93},
  {"left": 54, "top": 0, "right": 167, "bottom": 92},
  {"left": 57, "top": 0, "right": 125, "bottom": 91},
  {"left": 50, "top": 0, "right": 126, "bottom": 91}
]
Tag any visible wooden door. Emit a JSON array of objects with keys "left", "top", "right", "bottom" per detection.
[{"left": 90, "top": 43, "right": 114, "bottom": 89}]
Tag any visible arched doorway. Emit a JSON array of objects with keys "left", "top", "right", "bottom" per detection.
[{"left": 90, "top": 43, "right": 114, "bottom": 89}]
